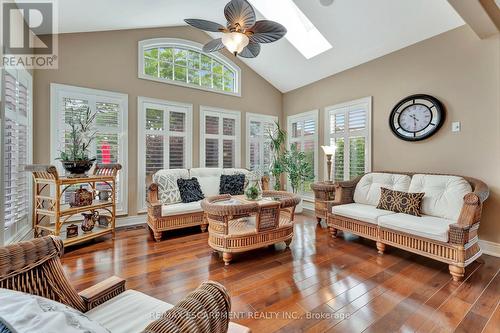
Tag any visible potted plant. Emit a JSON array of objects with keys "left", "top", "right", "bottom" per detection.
[
  {"left": 267, "top": 121, "right": 287, "bottom": 190},
  {"left": 58, "top": 107, "right": 97, "bottom": 177},
  {"left": 282, "top": 143, "right": 315, "bottom": 213}
]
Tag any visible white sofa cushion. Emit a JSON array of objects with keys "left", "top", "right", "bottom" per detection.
[
  {"left": 354, "top": 173, "right": 411, "bottom": 206},
  {"left": 332, "top": 203, "right": 395, "bottom": 225},
  {"left": 152, "top": 169, "right": 189, "bottom": 205},
  {"left": 190, "top": 168, "right": 222, "bottom": 196},
  {"left": 378, "top": 213, "right": 456, "bottom": 242},
  {"left": 409, "top": 174, "right": 472, "bottom": 220},
  {"left": 87, "top": 289, "right": 250, "bottom": 333},
  {"left": 161, "top": 201, "right": 202, "bottom": 217}
]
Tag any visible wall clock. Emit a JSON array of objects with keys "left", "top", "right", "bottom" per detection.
[{"left": 389, "top": 94, "right": 445, "bottom": 141}]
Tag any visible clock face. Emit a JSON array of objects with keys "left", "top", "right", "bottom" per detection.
[{"left": 390, "top": 95, "right": 445, "bottom": 141}]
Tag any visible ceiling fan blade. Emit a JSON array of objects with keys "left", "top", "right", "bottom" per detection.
[
  {"left": 202, "top": 38, "right": 225, "bottom": 53},
  {"left": 224, "top": 0, "right": 256, "bottom": 29},
  {"left": 248, "top": 20, "right": 287, "bottom": 44},
  {"left": 184, "top": 19, "right": 226, "bottom": 32},
  {"left": 239, "top": 42, "right": 261, "bottom": 58}
]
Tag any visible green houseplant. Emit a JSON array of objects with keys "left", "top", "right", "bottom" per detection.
[
  {"left": 282, "top": 143, "right": 314, "bottom": 212},
  {"left": 58, "top": 107, "right": 97, "bottom": 177},
  {"left": 267, "top": 121, "right": 287, "bottom": 190}
]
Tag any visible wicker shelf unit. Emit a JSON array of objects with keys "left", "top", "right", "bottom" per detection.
[{"left": 26, "top": 164, "right": 121, "bottom": 246}]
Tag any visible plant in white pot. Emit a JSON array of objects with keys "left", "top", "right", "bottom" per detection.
[
  {"left": 282, "top": 143, "right": 314, "bottom": 213},
  {"left": 267, "top": 121, "right": 287, "bottom": 190}
]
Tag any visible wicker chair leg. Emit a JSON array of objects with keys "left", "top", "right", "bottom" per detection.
[
  {"left": 285, "top": 239, "right": 292, "bottom": 248},
  {"left": 330, "top": 227, "right": 338, "bottom": 238},
  {"left": 449, "top": 265, "right": 465, "bottom": 282},
  {"left": 153, "top": 231, "right": 162, "bottom": 242},
  {"left": 223, "top": 252, "right": 232, "bottom": 266},
  {"left": 376, "top": 241, "right": 386, "bottom": 254}
]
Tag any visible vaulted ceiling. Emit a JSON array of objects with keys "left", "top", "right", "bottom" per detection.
[{"left": 53, "top": 0, "right": 464, "bottom": 92}]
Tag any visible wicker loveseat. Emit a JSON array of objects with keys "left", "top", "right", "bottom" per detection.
[
  {"left": 0, "top": 236, "right": 250, "bottom": 333},
  {"left": 147, "top": 168, "right": 258, "bottom": 241},
  {"left": 328, "top": 172, "right": 489, "bottom": 282}
]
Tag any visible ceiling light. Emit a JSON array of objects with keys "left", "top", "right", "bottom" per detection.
[
  {"left": 222, "top": 32, "right": 250, "bottom": 54},
  {"left": 248, "top": 0, "right": 332, "bottom": 59}
]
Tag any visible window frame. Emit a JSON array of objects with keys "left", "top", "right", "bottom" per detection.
[
  {"left": 324, "top": 96, "right": 372, "bottom": 181},
  {"left": 137, "top": 96, "right": 193, "bottom": 212},
  {"left": 50, "top": 83, "right": 129, "bottom": 215},
  {"left": 200, "top": 106, "right": 241, "bottom": 168},
  {"left": 286, "top": 109, "right": 319, "bottom": 199},
  {"left": 138, "top": 38, "right": 242, "bottom": 97},
  {"left": 1, "top": 67, "right": 33, "bottom": 245},
  {"left": 245, "top": 112, "right": 278, "bottom": 172}
]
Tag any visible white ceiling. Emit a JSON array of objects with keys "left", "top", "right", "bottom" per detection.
[{"left": 51, "top": 0, "right": 464, "bottom": 92}]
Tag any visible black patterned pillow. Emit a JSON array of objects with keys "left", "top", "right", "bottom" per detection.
[
  {"left": 219, "top": 174, "right": 245, "bottom": 195},
  {"left": 177, "top": 178, "right": 205, "bottom": 203},
  {"left": 377, "top": 187, "right": 425, "bottom": 216}
]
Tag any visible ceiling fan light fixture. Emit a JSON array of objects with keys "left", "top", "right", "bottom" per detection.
[{"left": 222, "top": 32, "right": 249, "bottom": 55}]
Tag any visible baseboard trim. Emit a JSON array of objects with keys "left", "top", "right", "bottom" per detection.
[
  {"left": 479, "top": 239, "right": 500, "bottom": 257},
  {"left": 116, "top": 215, "right": 147, "bottom": 228}
]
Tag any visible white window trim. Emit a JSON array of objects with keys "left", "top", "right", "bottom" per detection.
[
  {"left": 324, "top": 96, "right": 372, "bottom": 181},
  {"left": 138, "top": 38, "right": 242, "bottom": 97},
  {"left": 287, "top": 109, "right": 319, "bottom": 199},
  {"left": 200, "top": 106, "right": 241, "bottom": 168},
  {"left": 137, "top": 96, "right": 193, "bottom": 212},
  {"left": 1, "top": 67, "right": 33, "bottom": 245},
  {"left": 50, "top": 83, "right": 129, "bottom": 215},
  {"left": 245, "top": 112, "right": 278, "bottom": 171}
]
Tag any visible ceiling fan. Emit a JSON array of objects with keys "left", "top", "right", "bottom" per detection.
[{"left": 184, "top": 0, "right": 287, "bottom": 58}]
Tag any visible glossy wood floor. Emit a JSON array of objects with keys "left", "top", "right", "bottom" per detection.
[{"left": 61, "top": 215, "right": 500, "bottom": 333}]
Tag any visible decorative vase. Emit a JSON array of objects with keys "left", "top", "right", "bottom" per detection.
[
  {"left": 295, "top": 198, "right": 304, "bottom": 214},
  {"left": 81, "top": 211, "right": 99, "bottom": 233},
  {"left": 245, "top": 177, "right": 262, "bottom": 201},
  {"left": 61, "top": 159, "right": 95, "bottom": 178}
]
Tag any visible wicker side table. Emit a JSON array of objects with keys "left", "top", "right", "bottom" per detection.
[{"left": 311, "top": 182, "right": 336, "bottom": 224}]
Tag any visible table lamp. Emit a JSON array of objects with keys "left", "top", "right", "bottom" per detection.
[{"left": 321, "top": 145, "right": 336, "bottom": 184}]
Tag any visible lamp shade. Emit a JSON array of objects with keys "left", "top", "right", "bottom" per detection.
[
  {"left": 222, "top": 32, "right": 249, "bottom": 54},
  {"left": 321, "top": 145, "right": 336, "bottom": 155}
]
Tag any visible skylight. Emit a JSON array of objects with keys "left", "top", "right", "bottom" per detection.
[{"left": 248, "top": 0, "right": 332, "bottom": 59}]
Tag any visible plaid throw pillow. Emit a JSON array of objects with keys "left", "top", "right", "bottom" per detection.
[{"left": 377, "top": 187, "right": 425, "bottom": 216}]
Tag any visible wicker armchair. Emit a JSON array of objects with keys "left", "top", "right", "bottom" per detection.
[
  {"left": 201, "top": 191, "right": 301, "bottom": 265},
  {"left": 328, "top": 172, "right": 489, "bottom": 281},
  {"left": 0, "top": 236, "right": 236, "bottom": 333}
]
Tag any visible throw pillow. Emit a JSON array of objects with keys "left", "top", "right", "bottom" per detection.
[
  {"left": 177, "top": 178, "right": 205, "bottom": 203},
  {"left": 377, "top": 187, "right": 425, "bottom": 216},
  {"left": 219, "top": 174, "right": 245, "bottom": 195},
  {"left": 0, "top": 289, "right": 109, "bottom": 333},
  {"left": 152, "top": 170, "right": 187, "bottom": 205}
]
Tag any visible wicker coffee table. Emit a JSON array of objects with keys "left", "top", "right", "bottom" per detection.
[{"left": 201, "top": 191, "right": 301, "bottom": 265}]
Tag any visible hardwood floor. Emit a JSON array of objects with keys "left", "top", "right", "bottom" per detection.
[{"left": 61, "top": 215, "right": 500, "bottom": 333}]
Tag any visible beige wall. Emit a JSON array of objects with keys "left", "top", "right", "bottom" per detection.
[
  {"left": 33, "top": 26, "right": 282, "bottom": 216},
  {"left": 283, "top": 26, "right": 500, "bottom": 243}
]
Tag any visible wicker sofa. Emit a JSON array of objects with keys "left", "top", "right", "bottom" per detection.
[
  {"left": 147, "top": 168, "right": 257, "bottom": 241},
  {"left": 328, "top": 172, "right": 489, "bottom": 282},
  {"left": 0, "top": 236, "right": 250, "bottom": 332}
]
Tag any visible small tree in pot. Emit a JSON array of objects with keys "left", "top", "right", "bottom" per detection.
[
  {"left": 282, "top": 143, "right": 314, "bottom": 212},
  {"left": 267, "top": 121, "right": 287, "bottom": 190},
  {"left": 58, "top": 107, "right": 97, "bottom": 177}
]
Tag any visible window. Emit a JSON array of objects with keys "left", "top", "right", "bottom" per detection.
[
  {"left": 287, "top": 110, "right": 318, "bottom": 197},
  {"left": 325, "top": 97, "right": 372, "bottom": 181},
  {"left": 1, "top": 68, "right": 33, "bottom": 244},
  {"left": 246, "top": 113, "right": 277, "bottom": 173},
  {"left": 139, "top": 38, "right": 241, "bottom": 96},
  {"left": 50, "top": 84, "right": 128, "bottom": 214},
  {"left": 200, "top": 106, "right": 241, "bottom": 168},
  {"left": 137, "top": 97, "right": 193, "bottom": 211}
]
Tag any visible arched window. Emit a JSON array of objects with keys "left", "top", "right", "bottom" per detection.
[{"left": 138, "top": 38, "right": 241, "bottom": 96}]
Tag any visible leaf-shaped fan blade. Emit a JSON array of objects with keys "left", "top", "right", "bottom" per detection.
[
  {"left": 184, "top": 19, "right": 225, "bottom": 32},
  {"left": 224, "top": 0, "right": 256, "bottom": 29},
  {"left": 239, "top": 42, "right": 261, "bottom": 58},
  {"left": 248, "top": 20, "right": 287, "bottom": 44},
  {"left": 203, "top": 38, "right": 225, "bottom": 53}
]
